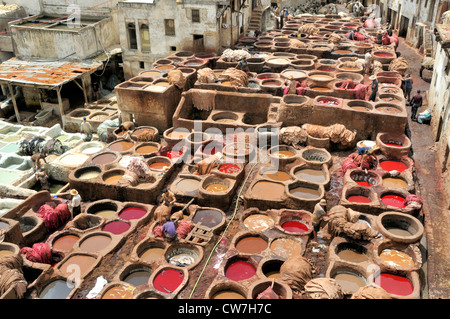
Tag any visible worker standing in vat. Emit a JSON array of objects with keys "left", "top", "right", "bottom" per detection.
[
  {"left": 35, "top": 168, "right": 49, "bottom": 191},
  {"left": 376, "top": 30, "right": 383, "bottom": 45},
  {"left": 312, "top": 199, "right": 327, "bottom": 242},
  {"left": 160, "top": 188, "right": 176, "bottom": 207},
  {"left": 80, "top": 117, "right": 93, "bottom": 141},
  {"left": 236, "top": 56, "right": 249, "bottom": 74},
  {"left": 162, "top": 217, "right": 177, "bottom": 241},
  {"left": 70, "top": 189, "right": 82, "bottom": 218},
  {"left": 409, "top": 90, "right": 423, "bottom": 121},
  {"left": 31, "top": 152, "right": 47, "bottom": 170},
  {"left": 368, "top": 75, "right": 378, "bottom": 102}
]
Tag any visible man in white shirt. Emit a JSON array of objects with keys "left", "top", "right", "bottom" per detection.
[{"left": 70, "top": 189, "right": 82, "bottom": 218}]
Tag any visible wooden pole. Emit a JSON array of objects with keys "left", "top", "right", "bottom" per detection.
[
  {"left": 7, "top": 82, "right": 20, "bottom": 123},
  {"left": 56, "top": 86, "right": 65, "bottom": 128}
]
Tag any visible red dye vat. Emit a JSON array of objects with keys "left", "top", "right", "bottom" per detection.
[
  {"left": 374, "top": 53, "right": 393, "bottom": 57},
  {"left": 119, "top": 207, "right": 147, "bottom": 220},
  {"left": 225, "top": 261, "right": 256, "bottom": 281},
  {"left": 218, "top": 164, "right": 240, "bottom": 174},
  {"left": 162, "top": 150, "right": 183, "bottom": 159},
  {"left": 380, "top": 160, "right": 408, "bottom": 172},
  {"left": 347, "top": 195, "right": 372, "bottom": 203},
  {"left": 375, "top": 273, "right": 413, "bottom": 296},
  {"left": 356, "top": 181, "right": 373, "bottom": 187},
  {"left": 153, "top": 268, "right": 184, "bottom": 294},
  {"left": 318, "top": 99, "right": 338, "bottom": 105},
  {"left": 384, "top": 142, "right": 403, "bottom": 148},
  {"left": 282, "top": 220, "right": 309, "bottom": 233},
  {"left": 381, "top": 194, "right": 406, "bottom": 208},
  {"left": 102, "top": 221, "right": 130, "bottom": 235}
]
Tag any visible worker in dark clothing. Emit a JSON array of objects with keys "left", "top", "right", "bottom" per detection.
[
  {"left": 368, "top": 75, "right": 378, "bottom": 102},
  {"left": 409, "top": 90, "right": 423, "bottom": 121}
]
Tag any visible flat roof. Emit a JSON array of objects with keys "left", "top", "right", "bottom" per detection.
[{"left": 0, "top": 58, "right": 102, "bottom": 88}]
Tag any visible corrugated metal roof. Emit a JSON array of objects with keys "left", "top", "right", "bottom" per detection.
[{"left": 0, "top": 58, "right": 102, "bottom": 88}]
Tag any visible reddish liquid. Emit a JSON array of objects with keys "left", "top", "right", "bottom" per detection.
[
  {"left": 384, "top": 143, "right": 403, "bottom": 148},
  {"left": 153, "top": 269, "right": 184, "bottom": 294},
  {"left": 381, "top": 194, "right": 406, "bottom": 208},
  {"left": 375, "top": 273, "right": 413, "bottom": 296},
  {"left": 356, "top": 181, "right": 373, "bottom": 187},
  {"left": 225, "top": 261, "right": 256, "bottom": 281},
  {"left": 374, "top": 53, "right": 393, "bottom": 57},
  {"left": 119, "top": 207, "right": 147, "bottom": 220},
  {"left": 219, "top": 164, "right": 240, "bottom": 174},
  {"left": 282, "top": 220, "right": 309, "bottom": 233},
  {"left": 162, "top": 150, "right": 183, "bottom": 159},
  {"left": 102, "top": 221, "right": 130, "bottom": 234},
  {"left": 380, "top": 160, "right": 408, "bottom": 172},
  {"left": 347, "top": 195, "right": 372, "bottom": 203},
  {"left": 318, "top": 99, "right": 338, "bottom": 105}
]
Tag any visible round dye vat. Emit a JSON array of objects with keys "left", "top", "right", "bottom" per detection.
[
  {"left": 218, "top": 164, "right": 240, "bottom": 174},
  {"left": 385, "top": 227, "right": 412, "bottom": 237},
  {"left": 212, "top": 290, "right": 246, "bottom": 299},
  {"left": 381, "top": 194, "right": 406, "bottom": 208},
  {"left": 140, "top": 247, "right": 165, "bottom": 262},
  {"left": 294, "top": 168, "right": 326, "bottom": 183},
  {"left": 192, "top": 209, "right": 223, "bottom": 228},
  {"left": 109, "top": 141, "right": 134, "bottom": 152},
  {"left": 270, "top": 238, "right": 302, "bottom": 259},
  {"left": 374, "top": 52, "right": 393, "bottom": 58},
  {"left": 334, "top": 50, "right": 352, "bottom": 54},
  {"left": 382, "top": 177, "right": 408, "bottom": 188},
  {"left": 235, "top": 237, "right": 268, "bottom": 254},
  {"left": 52, "top": 235, "right": 79, "bottom": 252},
  {"left": 351, "top": 106, "right": 371, "bottom": 112},
  {"left": 380, "top": 160, "right": 408, "bottom": 172},
  {"left": 92, "top": 209, "right": 116, "bottom": 218},
  {"left": 384, "top": 142, "right": 403, "bottom": 147},
  {"left": 124, "top": 270, "right": 152, "bottom": 287},
  {"left": 132, "top": 128, "right": 156, "bottom": 140},
  {"left": 78, "top": 170, "right": 100, "bottom": 180},
  {"left": 167, "top": 131, "right": 190, "bottom": 139},
  {"left": 136, "top": 145, "right": 158, "bottom": 154},
  {"left": 377, "top": 106, "right": 401, "bottom": 114},
  {"left": 102, "top": 221, "right": 130, "bottom": 235},
  {"left": 272, "top": 150, "right": 295, "bottom": 158},
  {"left": 337, "top": 249, "right": 368, "bottom": 263},
  {"left": 379, "top": 249, "right": 414, "bottom": 268},
  {"left": 39, "top": 279, "right": 73, "bottom": 299},
  {"left": 339, "top": 66, "right": 359, "bottom": 71},
  {"left": 281, "top": 220, "right": 309, "bottom": 233},
  {"left": 92, "top": 153, "right": 117, "bottom": 165},
  {"left": 374, "top": 273, "right": 414, "bottom": 296},
  {"left": 290, "top": 186, "right": 321, "bottom": 200},
  {"left": 204, "top": 183, "right": 228, "bottom": 193},
  {"left": 0, "top": 250, "right": 14, "bottom": 257},
  {"left": 149, "top": 162, "right": 170, "bottom": 170},
  {"left": 101, "top": 285, "right": 134, "bottom": 299},
  {"left": 243, "top": 214, "right": 275, "bottom": 232},
  {"left": 104, "top": 173, "right": 124, "bottom": 185},
  {"left": 153, "top": 268, "right": 185, "bottom": 294},
  {"left": 251, "top": 181, "right": 285, "bottom": 200},
  {"left": 119, "top": 207, "right": 147, "bottom": 220},
  {"left": 79, "top": 235, "right": 112, "bottom": 252},
  {"left": 176, "top": 178, "right": 200, "bottom": 193},
  {"left": 310, "top": 74, "right": 333, "bottom": 81},
  {"left": 356, "top": 181, "right": 373, "bottom": 187},
  {"left": 317, "top": 98, "right": 339, "bottom": 105},
  {"left": 334, "top": 272, "right": 367, "bottom": 293},
  {"left": 262, "top": 81, "right": 281, "bottom": 87},
  {"left": 162, "top": 149, "right": 183, "bottom": 159},
  {"left": 262, "top": 170, "right": 291, "bottom": 182},
  {"left": 346, "top": 195, "right": 372, "bottom": 203},
  {"left": 59, "top": 255, "right": 96, "bottom": 277},
  {"left": 225, "top": 261, "right": 256, "bottom": 281},
  {"left": 311, "top": 87, "right": 330, "bottom": 91}
]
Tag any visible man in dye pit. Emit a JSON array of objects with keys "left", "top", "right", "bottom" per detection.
[
  {"left": 236, "top": 56, "right": 249, "bottom": 74},
  {"left": 31, "top": 152, "right": 47, "bottom": 170},
  {"left": 35, "top": 168, "right": 49, "bottom": 191},
  {"left": 70, "top": 189, "right": 82, "bottom": 218},
  {"left": 312, "top": 199, "right": 327, "bottom": 242},
  {"left": 160, "top": 188, "right": 176, "bottom": 207},
  {"left": 368, "top": 75, "right": 378, "bottom": 102},
  {"left": 162, "top": 217, "right": 177, "bottom": 241},
  {"left": 80, "top": 117, "right": 93, "bottom": 141}
]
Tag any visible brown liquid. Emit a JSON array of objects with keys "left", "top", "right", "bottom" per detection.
[
  {"left": 0, "top": 250, "right": 14, "bottom": 257},
  {"left": 334, "top": 50, "right": 352, "bottom": 54},
  {"left": 290, "top": 186, "right": 320, "bottom": 199},
  {"left": 109, "top": 141, "right": 134, "bottom": 152},
  {"left": 205, "top": 183, "right": 228, "bottom": 192},
  {"left": 79, "top": 235, "right": 112, "bottom": 252},
  {"left": 92, "top": 153, "right": 117, "bottom": 165},
  {"left": 270, "top": 238, "right": 302, "bottom": 259},
  {"left": 334, "top": 272, "right": 367, "bottom": 293},
  {"left": 340, "top": 66, "right": 359, "bottom": 71},
  {"left": 101, "top": 286, "right": 134, "bottom": 299},
  {"left": 149, "top": 162, "right": 170, "bottom": 170},
  {"left": 140, "top": 71, "right": 162, "bottom": 77},
  {"left": 59, "top": 255, "right": 96, "bottom": 277},
  {"left": 310, "top": 74, "right": 333, "bottom": 81},
  {"left": 155, "top": 81, "right": 170, "bottom": 86},
  {"left": 337, "top": 249, "right": 368, "bottom": 263},
  {"left": 377, "top": 106, "right": 401, "bottom": 114},
  {"left": 212, "top": 290, "right": 246, "bottom": 299},
  {"left": 386, "top": 227, "right": 412, "bottom": 237},
  {"left": 263, "top": 170, "right": 291, "bottom": 181},
  {"left": 382, "top": 177, "right": 408, "bottom": 188},
  {"left": 136, "top": 145, "right": 158, "bottom": 154},
  {"left": 167, "top": 131, "right": 190, "bottom": 139},
  {"left": 140, "top": 247, "right": 165, "bottom": 262},
  {"left": 155, "top": 65, "right": 175, "bottom": 70},
  {"left": 251, "top": 181, "right": 285, "bottom": 200},
  {"left": 294, "top": 168, "right": 326, "bottom": 183},
  {"left": 273, "top": 150, "right": 295, "bottom": 158},
  {"left": 52, "top": 235, "right": 79, "bottom": 252},
  {"left": 235, "top": 237, "right": 268, "bottom": 254},
  {"left": 379, "top": 249, "right": 414, "bottom": 268},
  {"left": 132, "top": 128, "right": 155, "bottom": 139},
  {"left": 311, "top": 87, "right": 330, "bottom": 91},
  {"left": 351, "top": 106, "right": 371, "bottom": 111},
  {"left": 243, "top": 214, "right": 275, "bottom": 232},
  {"left": 104, "top": 174, "right": 123, "bottom": 185},
  {"left": 176, "top": 179, "right": 200, "bottom": 192},
  {"left": 93, "top": 209, "right": 117, "bottom": 218}
]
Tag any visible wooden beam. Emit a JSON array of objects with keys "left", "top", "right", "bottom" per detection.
[
  {"left": 56, "top": 86, "right": 65, "bottom": 128},
  {"left": 74, "top": 78, "right": 88, "bottom": 104},
  {"left": 7, "top": 82, "right": 20, "bottom": 123}
]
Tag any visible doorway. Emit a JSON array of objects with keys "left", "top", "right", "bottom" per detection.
[
  {"left": 399, "top": 15, "right": 409, "bottom": 37},
  {"left": 193, "top": 34, "right": 204, "bottom": 53}
]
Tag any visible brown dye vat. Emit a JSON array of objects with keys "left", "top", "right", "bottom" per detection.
[
  {"left": 272, "top": 150, "right": 295, "bottom": 158},
  {"left": 294, "top": 168, "right": 326, "bottom": 183},
  {"left": 262, "top": 170, "right": 291, "bottom": 182},
  {"left": 140, "top": 71, "right": 162, "bottom": 77},
  {"left": 270, "top": 238, "right": 302, "bottom": 259},
  {"left": 155, "top": 65, "right": 175, "bottom": 70},
  {"left": 212, "top": 290, "right": 246, "bottom": 299},
  {"left": 204, "top": 183, "right": 229, "bottom": 192},
  {"left": 101, "top": 285, "right": 134, "bottom": 299},
  {"left": 337, "top": 249, "right": 368, "bottom": 263},
  {"left": 78, "top": 169, "right": 100, "bottom": 180},
  {"left": 379, "top": 249, "right": 414, "bottom": 268},
  {"left": 176, "top": 178, "right": 200, "bottom": 193},
  {"left": 53, "top": 235, "right": 79, "bottom": 252},
  {"left": 339, "top": 66, "right": 359, "bottom": 71},
  {"left": 0, "top": 250, "right": 14, "bottom": 257},
  {"left": 59, "top": 255, "right": 96, "bottom": 277},
  {"left": 79, "top": 234, "right": 112, "bottom": 253},
  {"left": 262, "top": 81, "right": 282, "bottom": 87},
  {"left": 235, "top": 236, "right": 268, "bottom": 254},
  {"left": 333, "top": 272, "right": 367, "bottom": 293},
  {"left": 243, "top": 214, "right": 275, "bottom": 232},
  {"left": 309, "top": 74, "right": 333, "bottom": 81},
  {"left": 136, "top": 145, "right": 158, "bottom": 154},
  {"left": 93, "top": 209, "right": 116, "bottom": 218},
  {"left": 132, "top": 128, "right": 156, "bottom": 139},
  {"left": 167, "top": 131, "right": 190, "bottom": 139},
  {"left": 104, "top": 173, "right": 124, "bottom": 185},
  {"left": 109, "top": 141, "right": 134, "bottom": 152},
  {"left": 92, "top": 153, "right": 117, "bottom": 165},
  {"left": 376, "top": 106, "right": 401, "bottom": 114},
  {"left": 155, "top": 81, "right": 170, "bottom": 87},
  {"left": 351, "top": 106, "right": 371, "bottom": 111},
  {"left": 382, "top": 177, "right": 408, "bottom": 188},
  {"left": 140, "top": 247, "right": 165, "bottom": 263},
  {"left": 311, "top": 87, "right": 330, "bottom": 91},
  {"left": 334, "top": 50, "right": 352, "bottom": 54},
  {"left": 290, "top": 186, "right": 321, "bottom": 200},
  {"left": 251, "top": 181, "right": 285, "bottom": 200},
  {"left": 149, "top": 162, "right": 170, "bottom": 170}
]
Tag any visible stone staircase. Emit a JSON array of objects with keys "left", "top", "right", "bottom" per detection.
[{"left": 247, "top": 6, "right": 264, "bottom": 33}]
